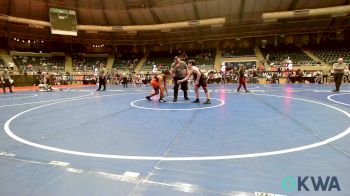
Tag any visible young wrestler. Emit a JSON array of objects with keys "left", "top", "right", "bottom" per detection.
[
  {"left": 146, "top": 70, "right": 170, "bottom": 102},
  {"left": 237, "top": 64, "right": 249, "bottom": 92},
  {"left": 177, "top": 60, "right": 210, "bottom": 104}
]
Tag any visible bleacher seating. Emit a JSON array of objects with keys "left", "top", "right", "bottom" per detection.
[
  {"left": 260, "top": 44, "right": 314, "bottom": 65},
  {"left": 141, "top": 51, "right": 173, "bottom": 72},
  {"left": 222, "top": 47, "right": 255, "bottom": 57},
  {"left": 113, "top": 52, "right": 143, "bottom": 72},
  {"left": 141, "top": 50, "right": 215, "bottom": 73},
  {"left": 72, "top": 54, "right": 108, "bottom": 71},
  {"left": 186, "top": 49, "right": 215, "bottom": 66},
  {"left": 12, "top": 55, "right": 65, "bottom": 73},
  {"left": 309, "top": 43, "right": 350, "bottom": 64}
]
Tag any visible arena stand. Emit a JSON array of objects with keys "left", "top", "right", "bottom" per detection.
[
  {"left": 72, "top": 54, "right": 108, "bottom": 72},
  {"left": 11, "top": 52, "right": 65, "bottom": 74},
  {"left": 222, "top": 47, "right": 255, "bottom": 58},
  {"left": 309, "top": 42, "right": 350, "bottom": 64},
  {"left": 113, "top": 51, "right": 143, "bottom": 73},
  {"left": 141, "top": 51, "right": 173, "bottom": 73},
  {"left": 260, "top": 44, "right": 315, "bottom": 66}
]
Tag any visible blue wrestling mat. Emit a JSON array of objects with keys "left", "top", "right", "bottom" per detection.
[{"left": 0, "top": 83, "right": 349, "bottom": 196}]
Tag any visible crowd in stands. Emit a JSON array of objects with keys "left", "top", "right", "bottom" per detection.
[
  {"left": 209, "top": 61, "right": 349, "bottom": 84},
  {"left": 205, "top": 65, "right": 259, "bottom": 84},
  {"left": 33, "top": 71, "right": 107, "bottom": 86},
  {"left": 72, "top": 54, "right": 108, "bottom": 71},
  {"left": 260, "top": 65, "right": 350, "bottom": 84},
  {"left": 12, "top": 55, "right": 65, "bottom": 74},
  {"left": 2, "top": 41, "right": 350, "bottom": 86},
  {"left": 142, "top": 49, "right": 215, "bottom": 73},
  {"left": 185, "top": 49, "right": 214, "bottom": 65},
  {"left": 110, "top": 72, "right": 150, "bottom": 87},
  {"left": 142, "top": 51, "right": 173, "bottom": 72},
  {"left": 113, "top": 52, "right": 143, "bottom": 72}
]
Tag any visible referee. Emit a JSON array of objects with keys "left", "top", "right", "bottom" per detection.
[
  {"left": 170, "top": 56, "right": 189, "bottom": 102},
  {"left": 96, "top": 63, "right": 107, "bottom": 91},
  {"left": 332, "top": 58, "right": 346, "bottom": 92}
]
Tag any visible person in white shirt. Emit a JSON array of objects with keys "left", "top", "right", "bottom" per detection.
[
  {"left": 322, "top": 67, "right": 330, "bottom": 83},
  {"left": 1, "top": 69, "right": 13, "bottom": 93},
  {"left": 9, "top": 62, "right": 14, "bottom": 71},
  {"left": 332, "top": 58, "right": 346, "bottom": 92},
  {"left": 220, "top": 64, "right": 227, "bottom": 84},
  {"left": 96, "top": 63, "right": 107, "bottom": 91},
  {"left": 152, "top": 64, "right": 158, "bottom": 73}
]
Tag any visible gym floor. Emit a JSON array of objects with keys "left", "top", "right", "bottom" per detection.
[{"left": 0, "top": 83, "right": 349, "bottom": 196}]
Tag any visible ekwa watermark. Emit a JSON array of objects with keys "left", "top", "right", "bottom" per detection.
[{"left": 281, "top": 176, "right": 341, "bottom": 192}]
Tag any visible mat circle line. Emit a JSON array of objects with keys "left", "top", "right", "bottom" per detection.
[
  {"left": 130, "top": 97, "right": 225, "bottom": 110},
  {"left": 4, "top": 92, "right": 350, "bottom": 161},
  {"left": 327, "top": 93, "right": 350, "bottom": 107}
]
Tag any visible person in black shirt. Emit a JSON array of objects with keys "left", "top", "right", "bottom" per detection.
[
  {"left": 170, "top": 56, "right": 189, "bottom": 102},
  {"left": 96, "top": 63, "right": 107, "bottom": 91},
  {"left": 122, "top": 74, "right": 128, "bottom": 88},
  {"left": 295, "top": 68, "right": 303, "bottom": 83}
]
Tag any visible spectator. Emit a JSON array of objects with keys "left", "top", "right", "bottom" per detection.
[
  {"left": 322, "top": 67, "right": 330, "bottom": 83},
  {"left": 1, "top": 69, "right": 13, "bottom": 93},
  {"left": 295, "top": 69, "right": 303, "bottom": 83}
]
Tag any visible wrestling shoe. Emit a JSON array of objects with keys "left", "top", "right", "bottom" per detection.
[
  {"left": 193, "top": 98, "right": 200, "bottom": 103},
  {"left": 203, "top": 99, "right": 211, "bottom": 104},
  {"left": 159, "top": 99, "right": 167, "bottom": 103}
]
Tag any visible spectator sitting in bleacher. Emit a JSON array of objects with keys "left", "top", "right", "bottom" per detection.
[
  {"left": 152, "top": 65, "right": 158, "bottom": 73},
  {"left": 314, "top": 72, "right": 322, "bottom": 84},
  {"left": 265, "top": 73, "right": 272, "bottom": 83},
  {"left": 322, "top": 67, "right": 330, "bottom": 83},
  {"left": 271, "top": 73, "right": 279, "bottom": 84}
]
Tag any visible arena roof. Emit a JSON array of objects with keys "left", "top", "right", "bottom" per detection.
[{"left": 0, "top": 0, "right": 349, "bottom": 44}]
